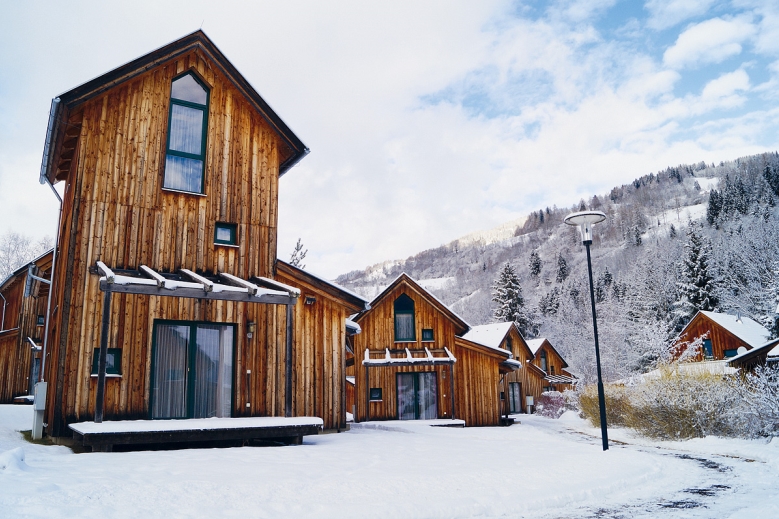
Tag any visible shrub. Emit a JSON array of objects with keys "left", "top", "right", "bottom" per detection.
[
  {"left": 578, "top": 384, "right": 633, "bottom": 428},
  {"left": 537, "top": 391, "right": 566, "bottom": 418}
]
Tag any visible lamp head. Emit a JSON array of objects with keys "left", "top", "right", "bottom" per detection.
[{"left": 564, "top": 211, "right": 606, "bottom": 243}]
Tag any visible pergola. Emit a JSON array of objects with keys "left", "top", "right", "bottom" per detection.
[{"left": 93, "top": 262, "right": 300, "bottom": 423}]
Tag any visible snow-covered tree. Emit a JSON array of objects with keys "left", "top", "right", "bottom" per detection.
[
  {"left": 0, "top": 232, "right": 52, "bottom": 281},
  {"left": 529, "top": 250, "right": 542, "bottom": 278},
  {"left": 289, "top": 238, "right": 308, "bottom": 269},
  {"left": 492, "top": 263, "right": 537, "bottom": 337},
  {"left": 674, "top": 222, "right": 718, "bottom": 325},
  {"left": 555, "top": 253, "right": 569, "bottom": 283}
]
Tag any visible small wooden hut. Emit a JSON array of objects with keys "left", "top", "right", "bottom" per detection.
[{"left": 674, "top": 311, "right": 770, "bottom": 361}]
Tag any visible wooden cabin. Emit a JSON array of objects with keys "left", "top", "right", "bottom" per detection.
[
  {"left": 674, "top": 311, "right": 770, "bottom": 361},
  {"left": 351, "top": 274, "right": 519, "bottom": 426},
  {"left": 461, "top": 322, "right": 544, "bottom": 414},
  {"left": 36, "top": 30, "right": 364, "bottom": 442},
  {"left": 526, "top": 338, "right": 576, "bottom": 394},
  {"left": 0, "top": 251, "right": 53, "bottom": 403}
]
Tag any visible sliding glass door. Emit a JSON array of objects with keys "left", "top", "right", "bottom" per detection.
[
  {"left": 151, "top": 321, "right": 235, "bottom": 419},
  {"left": 397, "top": 372, "right": 438, "bottom": 420}
]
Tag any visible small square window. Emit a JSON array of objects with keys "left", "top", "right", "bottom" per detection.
[
  {"left": 724, "top": 349, "right": 739, "bottom": 358},
  {"left": 369, "top": 387, "right": 382, "bottom": 401},
  {"left": 36, "top": 315, "right": 45, "bottom": 326},
  {"left": 91, "top": 348, "right": 122, "bottom": 376},
  {"left": 422, "top": 329, "right": 434, "bottom": 341},
  {"left": 214, "top": 223, "right": 237, "bottom": 245}
]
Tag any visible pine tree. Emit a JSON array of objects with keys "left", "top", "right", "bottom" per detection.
[
  {"left": 706, "top": 189, "right": 722, "bottom": 225},
  {"left": 289, "top": 238, "right": 308, "bottom": 269},
  {"left": 555, "top": 253, "right": 569, "bottom": 283},
  {"left": 529, "top": 250, "right": 542, "bottom": 278},
  {"left": 492, "top": 263, "right": 537, "bottom": 337},
  {"left": 674, "top": 223, "right": 718, "bottom": 323},
  {"left": 669, "top": 224, "right": 677, "bottom": 238}
]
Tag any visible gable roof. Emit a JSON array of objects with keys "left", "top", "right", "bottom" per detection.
[
  {"left": 356, "top": 273, "right": 469, "bottom": 334},
  {"left": 41, "top": 30, "right": 308, "bottom": 184},
  {"left": 461, "top": 323, "right": 513, "bottom": 350},
  {"left": 276, "top": 260, "right": 369, "bottom": 314},
  {"left": 526, "top": 337, "right": 569, "bottom": 369},
  {"left": 697, "top": 311, "right": 770, "bottom": 348}
]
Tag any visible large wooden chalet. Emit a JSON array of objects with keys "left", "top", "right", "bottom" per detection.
[
  {"left": 349, "top": 274, "right": 520, "bottom": 426},
  {"left": 34, "top": 31, "right": 369, "bottom": 447}
]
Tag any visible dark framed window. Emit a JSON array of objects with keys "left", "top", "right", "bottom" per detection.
[
  {"left": 505, "top": 336, "right": 513, "bottom": 354},
  {"left": 36, "top": 315, "right": 45, "bottom": 326},
  {"left": 422, "top": 328, "right": 434, "bottom": 341},
  {"left": 550, "top": 365, "right": 555, "bottom": 375},
  {"left": 540, "top": 351, "right": 548, "bottom": 372},
  {"left": 369, "top": 387, "right": 382, "bottom": 401},
  {"left": 163, "top": 73, "right": 209, "bottom": 194},
  {"left": 91, "top": 348, "right": 122, "bottom": 376},
  {"left": 214, "top": 222, "right": 237, "bottom": 245},
  {"left": 724, "top": 349, "right": 739, "bottom": 358},
  {"left": 394, "top": 294, "right": 415, "bottom": 342},
  {"left": 703, "top": 339, "right": 713, "bottom": 358}
]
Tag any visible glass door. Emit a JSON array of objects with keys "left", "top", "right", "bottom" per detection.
[
  {"left": 151, "top": 321, "right": 235, "bottom": 419},
  {"left": 396, "top": 372, "right": 438, "bottom": 420},
  {"left": 509, "top": 382, "right": 521, "bottom": 414}
]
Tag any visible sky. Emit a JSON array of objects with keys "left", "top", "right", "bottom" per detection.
[{"left": 1, "top": 1, "right": 778, "bottom": 278}]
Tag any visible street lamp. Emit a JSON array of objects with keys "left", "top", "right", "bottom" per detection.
[{"left": 564, "top": 210, "right": 609, "bottom": 451}]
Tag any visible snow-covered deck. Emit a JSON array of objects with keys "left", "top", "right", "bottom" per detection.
[
  {"left": 69, "top": 416, "right": 323, "bottom": 451},
  {"left": 350, "top": 419, "right": 465, "bottom": 432}
]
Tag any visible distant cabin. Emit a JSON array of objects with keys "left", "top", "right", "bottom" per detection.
[
  {"left": 526, "top": 338, "right": 576, "bottom": 393},
  {"left": 34, "top": 30, "right": 368, "bottom": 444},
  {"left": 675, "top": 311, "right": 770, "bottom": 361},
  {"left": 461, "top": 322, "right": 544, "bottom": 414},
  {"left": 350, "top": 274, "right": 519, "bottom": 426},
  {"left": 0, "top": 250, "right": 53, "bottom": 403}
]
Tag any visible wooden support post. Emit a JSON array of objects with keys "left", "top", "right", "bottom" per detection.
[
  {"left": 285, "top": 303, "right": 293, "bottom": 418},
  {"left": 364, "top": 364, "right": 370, "bottom": 423},
  {"left": 450, "top": 364, "right": 455, "bottom": 420},
  {"left": 94, "top": 288, "right": 112, "bottom": 424}
]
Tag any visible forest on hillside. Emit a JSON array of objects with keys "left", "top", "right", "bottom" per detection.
[{"left": 336, "top": 152, "right": 779, "bottom": 383}]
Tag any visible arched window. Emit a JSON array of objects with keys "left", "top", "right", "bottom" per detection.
[
  {"left": 163, "top": 73, "right": 209, "bottom": 194},
  {"left": 394, "top": 294, "right": 415, "bottom": 342},
  {"left": 505, "top": 336, "right": 513, "bottom": 354}
]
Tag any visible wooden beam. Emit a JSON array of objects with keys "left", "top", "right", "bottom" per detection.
[
  {"left": 94, "top": 288, "right": 112, "bottom": 423},
  {"left": 99, "top": 280, "right": 295, "bottom": 305},
  {"left": 284, "top": 303, "right": 293, "bottom": 417}
]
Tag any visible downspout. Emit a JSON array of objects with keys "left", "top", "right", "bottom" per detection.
[
  {"left": 38, "top": 98, "right": 63, "bottom": 383},
  {"left": 0, "top": 292, "right": 6, "bottom": 331}
]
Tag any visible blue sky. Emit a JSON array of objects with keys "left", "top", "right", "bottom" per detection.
[{"left": 1, "top": 0, "right": 778, "bottom": 277}]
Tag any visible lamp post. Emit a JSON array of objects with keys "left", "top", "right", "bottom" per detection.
[{"left": 564, "top": 210, "right": 609, "bottom": 451}]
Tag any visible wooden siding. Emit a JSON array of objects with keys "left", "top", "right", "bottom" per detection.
[
  {"left": 0, "top": 254, "right": 51, "bottom": 403},
  {"left": 530, "top": 339, "right": 574, "bottom": 393},
  {"left": 674, "top": 312, "right": 752, "bottom": 361},
  {"left": 353, "top": 277, "right": 505, "bottom": 426},
  {"left": 42, "top": 48, "right": 300, "bottom": 436},
  {"left": 500, "top": 327, "right": 543, "bottom": 413}
]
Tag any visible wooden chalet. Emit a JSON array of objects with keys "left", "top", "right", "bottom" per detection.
[
  {"left": 35, "top": 30, "right": 367, "bottom": 447},
  {"left": 526, "top": 338, "right": 576, "bottom": 394},
  {"left": 350, "top": 274, "right": 519, "bottom": 426},
  {"left": 461, "top": 322, "right": 545, "bottom": 414},
  {"left": 674, "top": 311, "right": 770, "bottom": 361},
  {"left": 0, "top": 250, "right": 53, "bottom": 403}
]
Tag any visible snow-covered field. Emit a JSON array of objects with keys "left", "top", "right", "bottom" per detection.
[{"left": 1, "top": 405, "right": 778, "bottom": 518}]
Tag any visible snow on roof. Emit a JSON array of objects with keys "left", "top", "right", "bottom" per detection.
[
  {"left": 700, "top": 311, "right": 770, "bottom": 348},
  {"left": 625, "top": 360, "right": 738, "bottom": 385},
  {"left": 345, "top": 318, "right": 361, "bottom": 334},
  {"left": 460, "top": 323, "right": 513, "bottom": 350},
  {"left": 526, "top": 338, "right": 546, "bottom": 355}
]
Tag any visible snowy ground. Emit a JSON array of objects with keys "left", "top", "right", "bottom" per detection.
[{"left": 1, "top": 406, "right": 778, "bottom": 518}]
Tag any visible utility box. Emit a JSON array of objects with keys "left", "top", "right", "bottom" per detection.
[
  {"left": 34, "top": 382, "right": 47, "bottom": 410},
  {"left": 526, "top": 395, "right": 534, "bottom": 414}
]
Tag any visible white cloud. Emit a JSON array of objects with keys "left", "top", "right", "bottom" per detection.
[
  {"left": 701, "top": 68, "right": 750, "bottom": 100},
  {"left": 663, "top": 16, "right": 757, "bottom": 69},
  {"left": 645, "top": 0, "right": 721, "bottom": 30}
]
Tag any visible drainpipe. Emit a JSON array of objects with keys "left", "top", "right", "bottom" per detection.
[
  {"left": 38, "top": 98, "right": 62, "bottom": 384},
  {"left": 31, "top": 98, "right": 62, "bottom": 441},
  {"left": 0, "top": 292, "right": 6, "bottom": 331}
]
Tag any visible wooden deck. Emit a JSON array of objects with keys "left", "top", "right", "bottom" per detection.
[{"left": 69, "top": 417, "right": 323, "bottom": 452}]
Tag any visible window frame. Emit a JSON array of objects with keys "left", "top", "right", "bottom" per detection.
[
  {"left": 369, "top": 387, "right": 383, "bottom": 402},
  {"left": 421, "top": 328, "right": 434, "bottom": 342},
  {"left": 214, "top": 222, "right": 238, "bottom": 246},
  {"left": 393, "top": 294, "right": 416, "bottom": 342},
  {"left": 162, "top": 72, "right": 210, "bottom": 195},
  {"left": 91, "top": 348, "right": 122, "bottom": 377}
]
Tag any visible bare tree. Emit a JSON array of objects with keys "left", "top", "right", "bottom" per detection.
[
  {"left": 289, "top": 238, "right": 308, "bottom": 269},
  {"left": 0, "top": 232, "right": 53, "bottom": 281}
]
